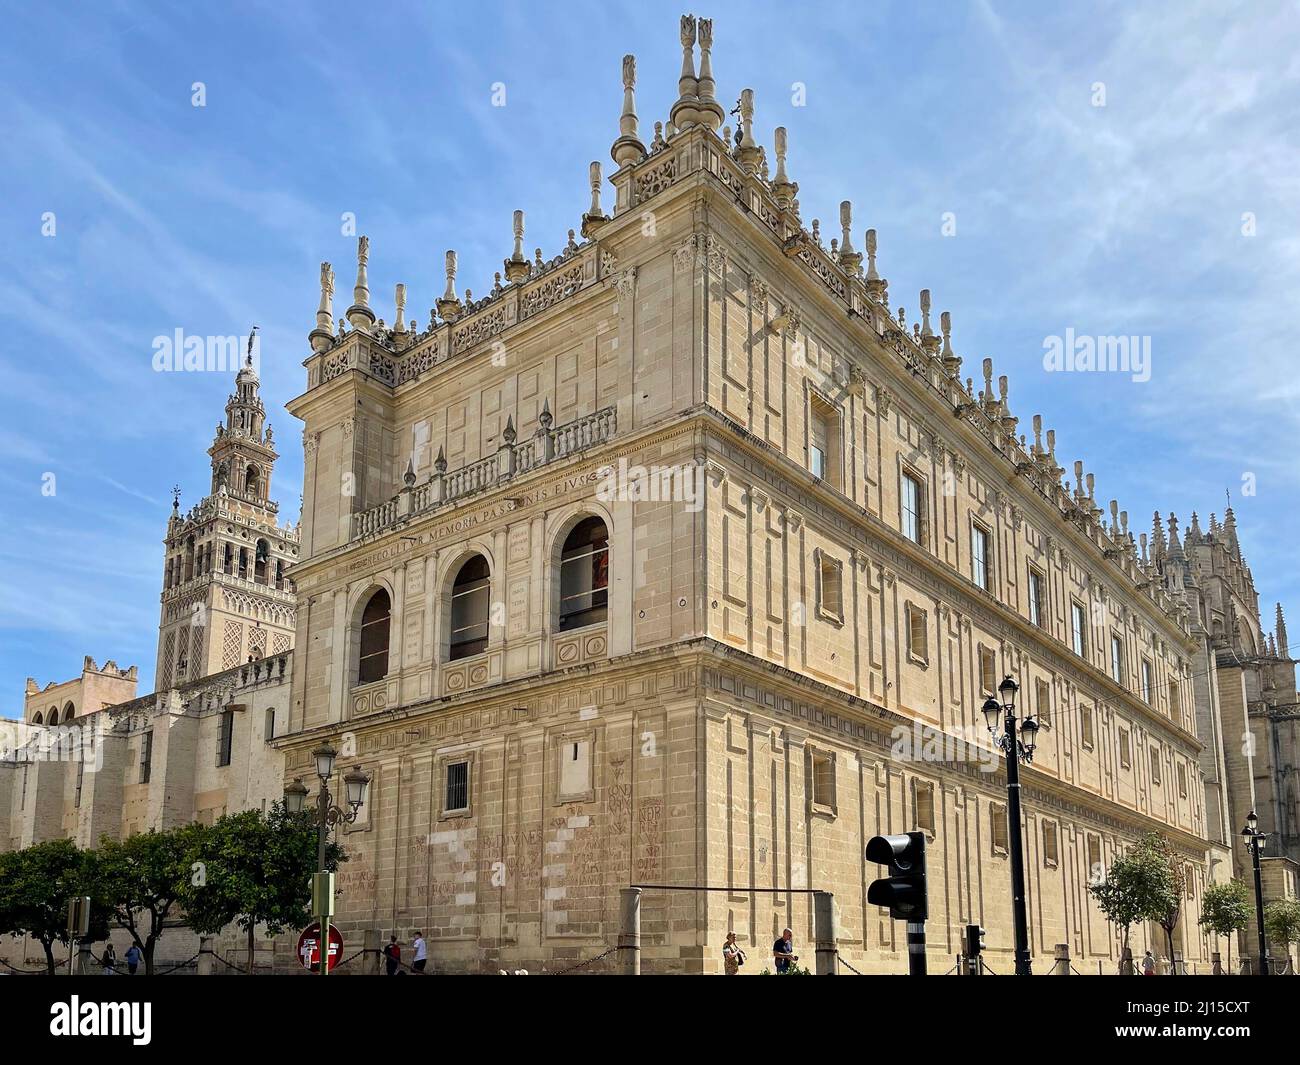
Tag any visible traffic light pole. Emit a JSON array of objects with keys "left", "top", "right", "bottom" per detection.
[
  {"left": 1004, "top": 713, "right": 1033, "bottom": 976},
  {"left": 906, "top": 921, "right": 927, "bottom": 976}
]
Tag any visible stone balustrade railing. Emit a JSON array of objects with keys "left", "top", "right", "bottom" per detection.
[{"left": 351, "top": 404, "right": 617, "bottom": 542}]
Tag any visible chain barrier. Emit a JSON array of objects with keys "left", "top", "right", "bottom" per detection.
[
  {"left": 836, "top": 954, "right": 866, "bottom": 975},
  {"left": 0, "top": 956, "right": 52, "bottom": 975},
  {"left": 545, "top": 946, "right": 617, "bottom": 975}
]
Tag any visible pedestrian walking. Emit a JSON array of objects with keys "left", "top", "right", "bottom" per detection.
[
  {"left": 102, "top": 943, "right": 116, "bottom": 976},
  {"left": 722, "top": 931, "right": 746, "bottom": 975},
  {"left": 411, "top": 931, "right": 427, "bottom": 973},
  {"left": 125, "top": 944, "right": 141, "bottom": 975},
  {"left": 383, "top": 935, "right": 401, "bottom": 976},
  {"left": 772, "top": 928, "right": 798, "bottom": 973},
  {"left": 1142, "top": 949, "right": 1156, "bottom": 976}
]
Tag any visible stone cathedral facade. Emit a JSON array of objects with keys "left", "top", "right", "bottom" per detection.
[{"left": 3, "top": 14, "right": 1297, "bottom": 975}]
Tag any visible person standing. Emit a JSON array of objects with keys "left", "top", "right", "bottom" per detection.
[
  {"left": 124, "top": 944, "right": 141, "bottom": 976},
  {"left": 772, "top": 928, "right": 797, "bottom": 973},
  {"left": 1142, "top": 949, "right": 1157, "bottom": 976},
  {"left": 102, "top": 942, "right": 116, "bottom": 976},
  {"left": 383, "top": 935, "right": 401, "bottom": 976},
  {"left": 722, "top": 931, "right": 746, "bottom": 975},
  {"left": 411, "top": 931, "right": 427, "bottom": 973}
]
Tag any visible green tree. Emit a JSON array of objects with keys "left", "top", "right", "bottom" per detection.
[
  {"left": 0, "top": 839, "right": 108, "bottom": 974},
  {"left": 1089, "top": 832, "right": 1176, "bottom": 970},
  {"left": 88, "top": 823, "right": 210, "bottom": 975},
  {"left": 182, "top": 803, "right": 346, "bottom": 972},
  {"left": 1145, "top": 833, "right": 1187, "bottom": 973},
  {"left": 1198, "top": 879, "right": 1251, "bottom": 972},
  {"left": 1264, "top": 898, "right": 1300, "bottom": 972}
]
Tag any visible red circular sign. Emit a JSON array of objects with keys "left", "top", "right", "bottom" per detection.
[{"left": 297, "top": 922, "right": 344, "bottom": 972}]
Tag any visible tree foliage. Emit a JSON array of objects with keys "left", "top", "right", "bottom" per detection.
[
  {"left": 1089, "top": 831, "right": 1179, "bottom": 965},
  {"left": 0, "top": 838, "right": 108, "bottom": 974},
  {"left": 1199, "top": 878, "right": 1251, "bottom": 971},
  {"left": 1264, "top": 898, "right": 1300, "bottom": 967}
]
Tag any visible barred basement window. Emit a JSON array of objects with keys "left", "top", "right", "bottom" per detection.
[
  {"left": 444, "top": 760, "right": 470, "bottom": 815},
  {"left": 217, "top": 710, "right": 233, "bottom": 767},
  {"left": 140, "top": 731, "right": 153, "bottom": 784},
  {"left": 1042, "top": 820, "right": 1059, "bottom": 867}
]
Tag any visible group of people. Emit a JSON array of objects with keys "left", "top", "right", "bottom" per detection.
[
  {"left": 99, "top": 943, "right": 142, "bottom": 975},
  {"left": 722, "top": 927, "right": 799, "bottom": 975},
  {"left": 382, "top": 931, "right": 428, "bottom": 975}
]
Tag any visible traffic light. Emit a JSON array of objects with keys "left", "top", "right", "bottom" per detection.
[
  {"left": 965, "top": 924, "right": 985, "bottom": 974},
  {"left": 865, "top": 831, "right": 927, "bottom": 922}
]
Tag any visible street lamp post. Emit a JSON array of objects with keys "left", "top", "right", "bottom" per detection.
[
  {"left": 1241, "top": 811, "right": 1269, "bottom": 977},
  {"left": 982, "top": 675, "right": 1040, "bottom": 977},
  {"left": 285, "top": 742, "right": 369, "bottom": 976}
]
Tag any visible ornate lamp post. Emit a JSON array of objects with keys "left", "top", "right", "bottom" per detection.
[
  {"left": 285, "top": 742, "right": 369, "bottom": 975},
  {"left": 982, "top": 675, "right": 1040, "bottom": 976},
  {"left": 1241, "top": 810, "right": 1270, "bottom": 977}
]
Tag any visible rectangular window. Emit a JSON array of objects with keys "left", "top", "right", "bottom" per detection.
[
  {"left": 559, "top": 738, "right": 593, "bottom": 802},
  {"left": 1071, "top": 601, "right": 1087, "bottom": 657},
  {"left": 1141, "top": 658, "right": 1153, "bottom": 703},
  {"left": 971, "top": 524, "right": 990, "bottom": 591},
  {"left": 140, "top": 731, "right": 153, "bottom": 784},
  {"left": 901, "top": 472, "right": 923, "bottom": 544},
  {"left": 1042, "top": 820, "right": 1059, "bottom": 867},
  {"left": 1086, "top": 835, "right": 1102, "bottom": 884},
  {"left": 444, "top": 760, "right": 470, "bottom": 814},
  {"left": 1168, "top": 680, "right": 1181, "bottom": 724},
  {"left": 1110, "top": 633, "right": 1124, "bottom": 684},
  {"left": 991, "top": 802, "right": 1009, "bottom": 855},
  {"left": 906, "top": 602, "right": 928, "bottom": 664},
  {"left": 75, "top": 759, "right": 85, "bottom": 809},
  {"left": 979, "top": 646, "right": 997, "bottom": 697},
  {"left": 1177, "top": 762, "right": 1187, "bottom": 798},
  {"left": 1028, "top": 568, "right": 1045, "bottom": 628},
  {"left": 1119, "top": 728, "right": 1131, "bottom": 768},
  {"left": 809, "top": 397, "right": 841, "bottom": 488},
  {"left": 264, "top": 707, "right": 276, "bottom": 741},
  {"left": 812, "top": 751, "right": 836, "bottom": 811},
  {"left": 914, "top": 779, "right": 936, "bottom": 835},
  {"left": 1035, "top": 678, "right": 1051, "bottom": 726},
  {"left": 1081, "top": 704, "right": 1095, "bottom": 749},
  {"left": 1150, "top": 745, "right": 1162, "bottom": 786},
  {"left": 217, "top": 710, "right": 233, "bottom": 767},
  {"left": 816, "top": 551, "right": 844, "bottom": 624}
]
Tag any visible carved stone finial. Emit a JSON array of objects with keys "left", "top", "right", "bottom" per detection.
[
  {"left": 669, "top": 14, "right": 701, "bottom": 132},
  {"left": 582, "top": 160, "right": 608, "bottom": 237},
  {"left": 771, "top": 126, "right": 797, "bottom": 209},
  {"left": 504, "top": 210, "right": 530, "bottom": 282},
  {"left": 539, "top": 397, "right": 553, "bottom": 430},
  {"left": 403, "top": 457, "right": 416, "bottom": 488},
  {"left": 838, "top": 201, "right": 862, "bottom": 274},
  {"left": 437, "top": 250, "right": 462, "bottom": 321},
  {"left": 612, "top": 54, "right": 647, "bottom": 167},
  {"left": 434, "top": 445, "right": 447, "bottom": 474},
  {"left": 394, "top": 283, "right": 407, "bottom": 332},
  {"left": 696, "top": 18, "right": 724, "bottom": 130},
  {"left": 864, "top": 227, "right": 887, "bottom": 303},
  {"left": 940, "top": 310, "right": 960, "bottom": 376},
  {"left": 736, "top": 88, "right": 761, "bottom": 172},
  {"left": 310, "top": 261, "right": 336, "bottom": 352},
  {"left": 346, "top": 235, "right": 376, "bottom": 332}
]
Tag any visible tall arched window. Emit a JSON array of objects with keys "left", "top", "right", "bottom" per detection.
[
  {"left": 238, "top": 547, "right": 249, "bottom": 579},
  {"left": 358, "top": 589, "right": 391, "bottom": 684},
  {"left": 275, "top": 560, "right": 285, "bottom": 590},
  {"left": 33, "top": 711, "right": 43, "bottom": 725},
  {"left": 559, "top": 517, "right": 609, "bottom": 631},
  {"left": 254, "top": 539, "right": 270, "bottom": 584},
  {"left": 184, "top": 536, "right": 196, "bottom": 582},
  {"left": 63, "top": 703, "right": 74, "bottom": 723},
  {"left": 223, "top": 543, "right": 234, "bottom": 574},
  {"left": 449, "top": 555, "right": 491, "bottom": 660},
  {"left": 246, "top": 464, "right": 260, "bottom": 498}
]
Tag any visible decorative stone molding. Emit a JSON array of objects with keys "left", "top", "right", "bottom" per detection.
[
  {"left": 672, "top": 238, "right": 696, "bottom": 273},
  {"left": 876, "top": 386, "right": 894, "bottom": 417},
  {"left": 615, "top": 267, "right": 638, "bottom": 301},
  {"left": 341, "top": 417, "right": 355, "bottom": 438}
]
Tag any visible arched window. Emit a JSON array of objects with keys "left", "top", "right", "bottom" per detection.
[
  {"left": 358, "top": 589, "right": 391, "bottom": 684},
  {"left": 238, "top": 547, "right": 249, "bottom": 579},
  {"left": 559, "top": 517, "right": 609, "bottom": 631},
  {"left": 63, "top": 703, "right": 75, "bottom": 723},
  {"left": 184, "top": 536, "right": 196, "bottom": 582},
  {"left": 246, "top": 464, "right": 260, "bottom": 498},
  {"left": 254, "top": 539, "right": 270, "bottom": 584},
  {"left": 33, "top": 711, "right": 43, "bottom": 725},
  {"left": 223, "top": 543, "right": 234, "bottom": 574},
  {"left": 449, "top": 555, "right": 491, "bottom": 660}
]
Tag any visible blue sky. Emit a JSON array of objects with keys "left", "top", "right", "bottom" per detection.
[{"left": 1, "top": 0, "right": 1297, "bottom": 712}]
